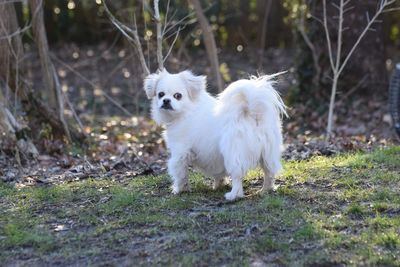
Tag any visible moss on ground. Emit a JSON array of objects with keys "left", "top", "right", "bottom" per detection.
[{"left": 1, "top": 147, "right": 399, "bottom": 266}]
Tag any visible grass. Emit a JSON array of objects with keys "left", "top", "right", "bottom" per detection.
[{"left": 0, "top": 146, "right": 399, "bottom": 266}]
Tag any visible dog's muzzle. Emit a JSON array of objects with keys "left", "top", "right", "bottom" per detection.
[{"left": 161, "top": 98, "right": 173, "bottom": 110}]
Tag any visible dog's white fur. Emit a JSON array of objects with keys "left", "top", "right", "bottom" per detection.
[{"left": 144, "top": 69, "right": 286, "bottom": 201}]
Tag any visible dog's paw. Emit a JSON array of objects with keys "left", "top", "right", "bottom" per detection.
[
  {"left": 171, "top": 186, "right": 181, "bottom": 195},
  {"left": 260, "top": 184, "right": 278, "bottom": 194},
  {"left": 224, "top": 191, "right": 244, "bottom": 201},
  {"left": 171, "top": 182, "right": 189, "bottom": 195}
]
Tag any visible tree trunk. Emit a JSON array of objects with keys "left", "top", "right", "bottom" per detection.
[
  {"left": 189, "top": 0, "right": 223, "bottom": 93},
  {"left": 0, "top": 2, "right": 85, "bottom": 147},
  {"left": 257, "top": 0, "right": 272, "bottom": 69},
  {"left": 30, "top": 0, "right": 74, "bottom": 141},
  {"left": 29, "top": 0, "right": 58, "bottom": 111},
  {"left": 0, "top": 90, "right": 39, "bottom": 158},
  {"left": 0, "top": 2, "right": 38, "bottom": 157}
]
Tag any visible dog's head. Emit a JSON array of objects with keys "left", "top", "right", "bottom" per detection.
[{"left": 144, "top": 69, "right": 206, "bottom": 124}]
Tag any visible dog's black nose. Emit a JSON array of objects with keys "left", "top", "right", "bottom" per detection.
[{"left": 161, "top": 98, "right": 173, "bottom": 110}]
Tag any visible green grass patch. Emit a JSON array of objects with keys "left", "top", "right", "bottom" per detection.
[
  {"left": 2, "top": 222, "right": 55, "bottom": 251},
  {"left": 1, "top": 146, "right": 399, "bottom": 265},
  {"left": 346, "top": 203, "right": 365, "bottom": 216}
]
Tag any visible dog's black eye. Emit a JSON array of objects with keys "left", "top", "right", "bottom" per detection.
[
  {"left": 174, "top": 93, "right": 182, "bottom": 100},
  {"left": 158, "top": 92, "right": 165, "bottom": 98}
]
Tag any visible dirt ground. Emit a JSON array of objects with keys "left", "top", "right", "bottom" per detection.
[{"left": 1, "top": 148, "right": 399, "bottom": 265}]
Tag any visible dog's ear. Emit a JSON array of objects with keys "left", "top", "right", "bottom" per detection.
[
  {"left": 144, "top": 72, "right": 162, "bottom": 99},
  {"left": 179, "top": 70, "right": 206, "bottom": 100}
]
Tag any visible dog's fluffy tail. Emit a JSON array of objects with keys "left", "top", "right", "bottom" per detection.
[{"left": 216, "top": 73, "right": 287, "bottom": 122}]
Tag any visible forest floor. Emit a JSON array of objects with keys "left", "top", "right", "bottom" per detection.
[{"left": 1, "top": 147, "right": 399, "bottom": 266}]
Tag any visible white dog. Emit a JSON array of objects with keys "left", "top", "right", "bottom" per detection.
[{"left": 144, "top": 69, "right": 286, "bottom": 201}]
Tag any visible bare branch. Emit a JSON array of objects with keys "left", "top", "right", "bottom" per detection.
[
  {"left": 321, "top": 0, "right": 398, "bottom": 136},
  {"left": 343, "top": 0, "right": 351, "bottom": 6},
  {"left": 297, "top": 1, "right": 321, "bottom": 88},
  {"left": 339, "top": 74, "right": 369, "bottom": 101},
  {"left": 162, "top": 9, "right": 178, "bottom": 35},
  {"left": 337, "top": 0, "right": 396, "bottom": 76},
  {"left": 331, "top": 2, "right": 340, "bottom": 10},
  {"left": 51, "top": 62, "right": 72, "bottom": 141},
  {"left": 103, "top": 0, "right": 150, "bottom": 75},
  {"left": 163, "top": 0, "right": 171, "bottom": 34},
  {"left": 163, "top": 23, "right": 188, "bottom": 40},
  {"left": 52, "top": 56, "right": 133, "bottom": 117},
  {"left": 64, "top": 91, "right": 85, "bottom": 135},
  {"left": 323, "top": 0, "right": 336, "bottom": 72},
  {"left": 382, "top": 7, "right": 400, "bottom": 12},
  {"left": 0, "top": 24, "right": 31, "bottom": 41},
  {"left": 309, "top": 14, "right": 324, "bottom": 25},
  {"left": 343, "top": 6, "right": 355, "bottom": 13},
  {"left": 366, "top": 11, "right": 370, "bottom": 22},
  {"left": 163, "top": 7, "right": 205, "bottom": 37},
  {"left": 0, "top": 0, "right": 39, "bottom": 41},
  {"left": 163, "top": 26, "right": 181, "bottom": 63},
  {"left": 335, "top": 0, "right": 344, "bottom": 71},
  {"left": 1, "top": 2, "right": 84, "bottom": 143},
  {"left": 141, "top": 0, "right": 151, "bottom": 71},
  {"left": 154, "top": 0, "right": 163, "bottom": 70}
]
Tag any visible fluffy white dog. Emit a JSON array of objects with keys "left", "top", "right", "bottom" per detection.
[{"left": 144, "top": 69, "right": 286, "bottom": 201}]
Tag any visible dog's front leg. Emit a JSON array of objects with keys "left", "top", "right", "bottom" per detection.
[{"left": 168, "top": 153, "right": 189, "bottom": 194}]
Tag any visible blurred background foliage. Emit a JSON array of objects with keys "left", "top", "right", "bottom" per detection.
[
  {"left": 1, "top": 0, "right": 399, "bottom": 165},
  {"left": 15, "top": 0, "right": 400, "bottom": 94},
  {"left": 13, "top": 0, "right": 398, "bottom": 50},
  {"left": 8, "top": 0, "right": 400, "bottom": 133}
]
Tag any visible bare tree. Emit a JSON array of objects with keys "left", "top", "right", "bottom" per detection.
[
  {"left": 104, "top": 0, "right": 187, "bottom": 76},
  {"left": 29, "top": 0, "right": 71, "bottom": 141},
  {"left": 322, "top": 0, "right": 399, "bottom": 136},
  {"left": 0, "top": 2, "right": 38, "bottom": 157},
  {"left": 189, "top": 0, "right": 223, "bottom": 92},
  {"left": 103, "top": 1, "right": 155, "bottom": 75},
  {"left": 0, "top": 1, "right": 84, "bottom": 148}
]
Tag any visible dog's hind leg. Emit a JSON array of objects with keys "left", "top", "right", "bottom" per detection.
[
  {"left": 224, "top": 174, "right": 244, "bottom": 201},
  {"left": 260, "top": 145, "right": 282, "bottom": 193},
  {"left": 261, "top": 164, "right": 275, "bottom": 193}
]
